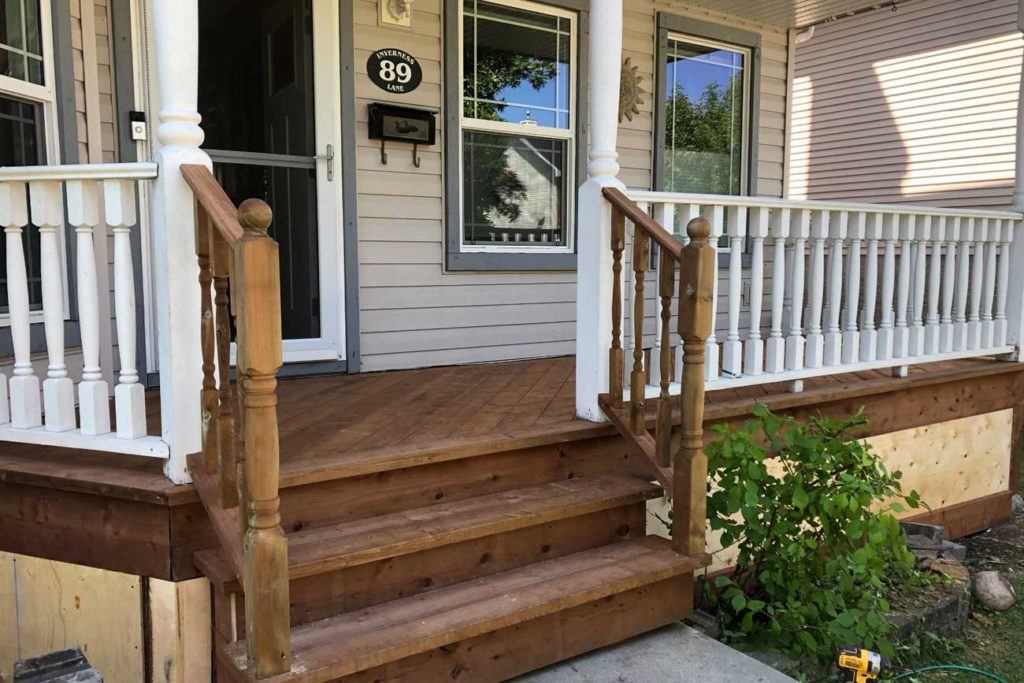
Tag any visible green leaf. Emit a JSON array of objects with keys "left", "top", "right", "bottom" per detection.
[
  {"left": 792, "top": 486, "right": 809, "bottom": 510},
  {"left": 731, "top": 592, "right": 747, "bottom": 612}
]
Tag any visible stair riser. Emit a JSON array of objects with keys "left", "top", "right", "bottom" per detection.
[
  {"left": 214, "top": 503, "right": 649, "bottom": 636},
  {"left": 214, "top": 574, "right": 693, "bottom": 683},
  {"left": 278, "top": 435, "right": 649, "bottom": 532}
]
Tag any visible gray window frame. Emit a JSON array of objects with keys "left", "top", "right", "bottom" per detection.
[{"left": 443, "top": 0, "right": 588, "bottom": 271}]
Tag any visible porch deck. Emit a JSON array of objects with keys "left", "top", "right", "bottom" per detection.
[{"left": 0, "top": 354, "right": 1018, "bottom": 505}]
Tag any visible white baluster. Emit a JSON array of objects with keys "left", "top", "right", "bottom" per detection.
[
  {"left": 722, "top": 206, "right": 747, "bottom": 376},
  {"left": 28, "top": 181, "right": 75, "bottom": 432},
  {"left": 922, "top": 217, "right": 944, "bottom": 355},
  {"left": 908, "top": 216, "right": 929, "bottom": 357},
  {"left": 786, "top": 209, "right": 810, "bottom": 372},
  {"left": 982, "top": 220, "right": 999, "bottom": 349},
  {"left": 766, "top": 208, "right": 790, "bottom": 373},
  {"left": 967, "top": 219, "right": 987, "bottom": 349},
  {"left": 824, "top": 211, "right": 847, "bottom": 366},
  {"left": 0, "top": 182, "right": 39, "bottom": 428},
  {"left": 860, "top": 213, "right": 882, "bottom": 362},
  {"left": 842, "top": 212, "right": 864, "bottom": 364},
  {"left": 66, "top": 180, "right": 110, "bottom": 436},
  {"left": 893, "top": 214, "right": 915, "bottom": 360},
  {"left": 877, "top": 214, "right": 899, "bottom": 360},
  {"left": 996, "top": 220, "right": 1013, "bottom": 347},
  {"left": 743, "top": 207, "right": 768, "bottom": 375},
  {"left": 805, "top": 210, "right": 829, "bottom": 368},
  {"left": 954, "top": 219, "right": 973, "bottom": 351},
  {"left": 705, "top": 205, "right": 724, "bottom": 381},
  {"left": 940, "top": 218, "right": 960, "bottom": 353},
  {"left": 105, "top": 179, "right": 147, "bottom": 438}
]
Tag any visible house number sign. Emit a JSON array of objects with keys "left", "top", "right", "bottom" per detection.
[{"left": 367, "top": 48, "right": 423, "bottom": 94}]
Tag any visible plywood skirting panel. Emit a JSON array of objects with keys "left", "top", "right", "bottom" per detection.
[
  {"left": 13, "top": 554, "right": 143, "bottom": 683},
  {"left": 0, "top": 553, "right": 17, "bottom": 683},
  {"left": 648, "top": 409, "right": 1014, "bottom": 572},
  {"left": 148, "top": 577, "right": 212, "bottom": 683}
]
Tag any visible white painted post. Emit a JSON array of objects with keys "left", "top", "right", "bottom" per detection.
[
  {"left": 150, "top": 0, "right": 209, "bottom": 479},
  {"left": 923, "top": 217, "right": 944, "bottom": 355},
  {"left": 29, "top": 181, "right": 75, "bottom": 432},
  {"left": 860, "top": 213, "right": 881, "bottom": 362},
  {"left": 968, "top": 219, "right": 987, "bottom": 350},
  {"left": 0, "top": 182, "right": 40, "bottom": 428},
  {"left": 954, "top": 219, "right": 973, "bottom": 351},
  {"left": 105, "top": 179, "right": 147, "bottom": 439},
  {"left": 805, "top": 210, "right": 828, "bottom": 368},
  {"left": 893, "top": 215, "right": 915, "bottom": 360},
  {"left": 1006, "top": 10, "right": 1024, "bottom": 359},
  {"left": 742, "top": 208, "right": 768, "bottom": 376},
  {"left": 66, "top": 180, "right": 110, "bottom": 436},
  {"left": 842, "top": 212, "right": 863, "bottom": 364},
  {"left": 908, "top": 216, "right": 928, "bottom": 357},
  {"left": 673, "top": 204, "right": 698, "bottom": 381},
  {"left": 982, "top": 220, "right": 999, "bottom": 348},
  {"left": 575, "top": 0, "right": 623, "bottom": 421},
  {"left": 940, "top": 218, "right": 960, "bottom": 353},
  {"left": 785, "top": 209, "right": 809, "bottom": 373},
  {"left": 995, "top": 220, "right": 1012, "bottom": 347},
  {"left": 766, "top": 208, "right": 790, "bottom": 373},
  {"left": 705, "top": 204, "right": 724, "bottom": 381},
  {"left": 877, "top": 215, "right": 898, "bottom": 360},
  {"left": 823, "top": 211, "right": 847, "bottom": 366},
  {"left": 722, "top": 207, "right": 747, "bottom": 376}
]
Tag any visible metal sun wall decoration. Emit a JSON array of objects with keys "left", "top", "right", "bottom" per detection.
[{"left": 619, "top": 57, "right": 645, "bottom": 123}]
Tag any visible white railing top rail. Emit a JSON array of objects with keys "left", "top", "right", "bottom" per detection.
[
  {"left": 625, "top": 189, "right": 1023, "bottom": 221},
  {"left": 0, "top": 162, "right": 159, "bottom": 182}
]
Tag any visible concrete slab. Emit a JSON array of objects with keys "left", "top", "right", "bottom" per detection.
[{"left": 513, "top": 623, "right": 797, "bottom": 682}]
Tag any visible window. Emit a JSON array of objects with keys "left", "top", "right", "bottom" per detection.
[
  {"left": 456, "top": 0, "right": 576, "bottom": 259},
  {"left": 663, "top": 34, "right": 749, "bottom": 195},
  {"left": 0, "top": 0, "right": 59, "bottom": 317}
]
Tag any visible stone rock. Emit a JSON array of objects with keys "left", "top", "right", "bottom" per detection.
[
  {"left": 901, "top": 521, "right": 944, "bottom": 544},
  {"left": 1012, "top": 493, "right": 1024, "bottom": 515},
  {"left": 926, "top": 557, "right": 971, "bottom": 586},
  {"left": 973, "top": 570, "right": 1016, "bottom": 611},
  {"left": 906, "top": 534, "right": 967, "bottom": 563}
]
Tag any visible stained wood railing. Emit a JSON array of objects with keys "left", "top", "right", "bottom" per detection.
[
  {"left": 598, "top": 186, "right": 714, "bottom": 558},
  {"left": 182, "top": 164, "right": 290, "bottom": 678}
]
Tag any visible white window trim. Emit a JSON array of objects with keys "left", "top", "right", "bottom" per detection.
[
  {"left": 458, "top": 0, "right": 578, "bottom": 255},
  {"left": 0, "top": 0, "right": 67, "bottom": 328}
]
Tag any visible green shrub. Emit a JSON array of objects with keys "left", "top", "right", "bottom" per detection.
[{"left": 703, "top": 405, "right": 924, "bottom": 663}]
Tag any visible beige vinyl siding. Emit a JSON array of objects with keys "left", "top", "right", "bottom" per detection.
[
  {"left": 70, "top": 0, "right": 118, "bottom": 163},
  {"left": 789, "top": 0, "right": 1021, "bottom": 210},
  {"left": 354, "top": 0, "right": 789, "bottom": 372}
]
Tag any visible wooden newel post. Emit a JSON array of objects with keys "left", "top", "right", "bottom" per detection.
[
  {"left": 235, "top": 198, "right": 291, "bottom": 678},
  {"left": 674, "top": 217, "right": 714, "bottom": 556}
]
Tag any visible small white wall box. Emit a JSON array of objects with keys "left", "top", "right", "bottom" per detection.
[
  {"left": 380, "top": 0, "right": 414, "bottom": 28},
  {"left": 129, "top": 110, "right": 147, "bottom": 141},
  {"left": 368, "top": 103, "right": 436, "bottom": 167}
]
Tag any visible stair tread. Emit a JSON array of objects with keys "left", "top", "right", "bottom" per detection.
[
  {"left": 196, "top": 474, "right": 661, "bottom": 589},
  {"left": 221, "top": 536, "right": 708, "bottom": 682}
]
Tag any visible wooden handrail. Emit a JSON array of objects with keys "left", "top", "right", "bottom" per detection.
[
  {"left": 603, "top": 186, "right": 683, "bottom": 261},
  {"left": 599, "top": 188, "right": 714, "bottom": 560},
  {"left": 184, "top": 164, "right": 291, "bottom": 678}
]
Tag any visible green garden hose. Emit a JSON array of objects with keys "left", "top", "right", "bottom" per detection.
[{"left": 890, "top": 663, "right": 1007, "bottom": 682}]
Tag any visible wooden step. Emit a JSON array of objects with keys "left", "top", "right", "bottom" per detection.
[
  {"left": 219, "top": 536, "right": 709, "bottom": 682},
  {"left": 196, "top": 474, "right": 661, "bottom": 593}
]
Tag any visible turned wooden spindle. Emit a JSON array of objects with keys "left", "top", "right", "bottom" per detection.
[
  {"left": 212, "top": 227, "right": 238, "bottom": 508},
  {"left": 234, "top": 197, "right": 291, "bottom": 677},
  {"left": 610, "top": 208, "right": 625, "bottom": 403},
  {"left": 197, "top": 211, "right": 219, "bottom": 474},
  {"left": 655, "top": 248, "right": 675, "bottom": 467},
  {"left": 674, "top": 216, "right": 714, "bottom": 557},
  {"left": 630, "top": 229, "right": 650, "bottom": 435}
]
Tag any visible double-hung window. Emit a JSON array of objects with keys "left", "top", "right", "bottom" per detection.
[
  {"left": 0, "top": 0, "right": 60, "bottom": 317},
  {"left": 452, "top": 0, "right": 577, "bottom": 268}
]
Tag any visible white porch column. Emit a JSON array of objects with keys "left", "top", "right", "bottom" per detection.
[
  {"left": 575, "top": 0, "right": 624, "bottom": 421},
  {"left": 1004, "top": 5, "right": 1024, "bottom": 359},
  {"left": 151, "top": 0, "right": 209, "bottom": 481}
]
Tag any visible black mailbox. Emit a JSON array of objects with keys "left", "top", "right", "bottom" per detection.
[{"left": 368, "top": 103, "right": 437, "bottom": 167}]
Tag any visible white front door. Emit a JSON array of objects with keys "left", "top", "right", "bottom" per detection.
[{"left": 198, "top": 0, "right": 345, "bottom": 363}]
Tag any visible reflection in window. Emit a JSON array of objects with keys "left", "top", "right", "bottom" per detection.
[
  {"left": 0, "top": 94, "right": 42, "bottom": 313},
  {"left": 0, "top": 0, "right": 44, "bottom": 85},
  {"left": 460, "top": 0, "right": 574, "bottom": 249},
  {"left": 663, "top": 36, "right": 748, "bottom": 196}
]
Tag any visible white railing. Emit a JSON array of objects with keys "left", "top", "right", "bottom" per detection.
[
  {"left": 618, "top": 190, "right": 1023, "bottom": 394},
  {"left": 0, "top": 162, "right": 166, "bottom": 457}
]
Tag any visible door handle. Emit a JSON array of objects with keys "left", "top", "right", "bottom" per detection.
[{"left": 315, "top": 144, "right": 334, "bottom": 181}]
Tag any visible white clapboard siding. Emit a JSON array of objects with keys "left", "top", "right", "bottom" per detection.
[
  {"left": 353, "top": 0, "right": 789, "bottom": 371},
  {"left": 789, "top": 0, "right": 1022, "bottom": 210}
]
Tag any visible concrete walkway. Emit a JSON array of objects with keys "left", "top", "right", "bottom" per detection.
[{"left": 514, "top": 623, "right": 797, "bottom": 682}]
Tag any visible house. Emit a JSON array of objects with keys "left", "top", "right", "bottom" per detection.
[{"left": 0, "top": 0, "right": 1022, "bottom": 681}]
